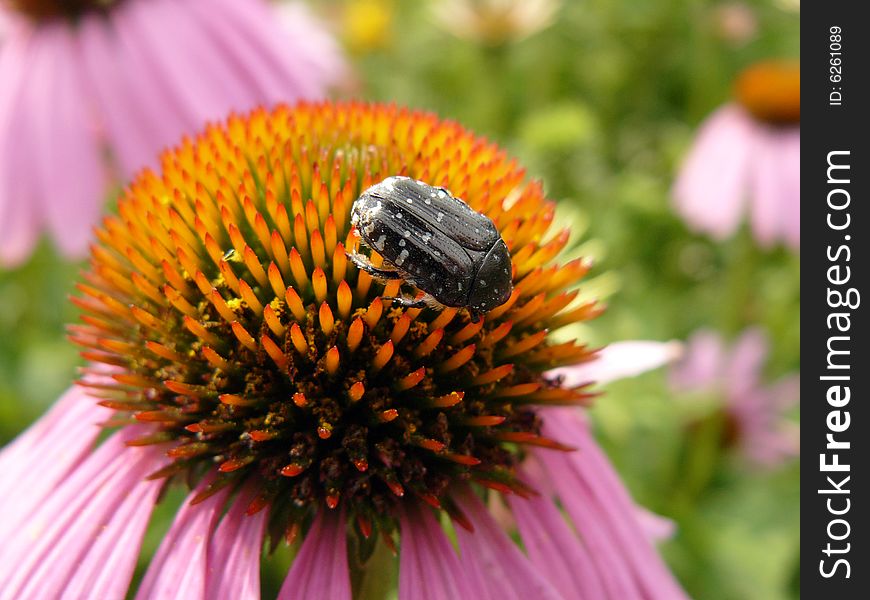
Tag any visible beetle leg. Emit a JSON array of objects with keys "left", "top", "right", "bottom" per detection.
[
  {"left": 383, "top": 296, "right": 429, "bottom": 309},
  {"left": 346, "top": 251, "right": 403, "bottom": 280}
]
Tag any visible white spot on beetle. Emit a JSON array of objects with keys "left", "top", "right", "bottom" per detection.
[
  {"left": 425, "top": 198, "right": 432, "bottom": 205},
  {"left": 479, "top": 280, "right": 487, "bottom": 287},
  {"left": 404, "top": 230, "right": 411, "bottom": 237},
  {"left": 458, "top": 282, "right": 463, "bottom": 291},
  {"left": 436, "top": 212, "right": 444, "bottom": 223},
  {"left": 399, "top": 239, "right": 406, "bottom": 247},
  {"left": 406, "top": 198, "right": 413, "bottom": 204},
  {"left": 374, "top": 235, "right": 386, "bottom": 251},
  {"left": 395, "top": 249, "right": 410, "bottom": 266},
  {"left": 396, "top": 212, "right": 403, "bottom": 219}
]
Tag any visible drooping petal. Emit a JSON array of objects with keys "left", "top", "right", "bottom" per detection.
[
  {"left": 136, "top": 476, "right": 231, "bottom": 600},
  {"left": 77, "top": 2, "right": 194, "bottom": 177},
  {"left": 748, "top": 124, "right": 800, "bottom": 249},
  {"left": 29, "top": 24, "right": 104, "bottom": 258},
  {"left": 634, "top": 505, "right": 677, "bottom": 543},
  {"left": 277, "top": 509, "right": 351, "bottom": 600},
  {"left": 60, "top": 470, "right": 164, "bottom": 599},
  {"left": 274, "top": 1, "right": 350, "bottom": 92},
  {"left": 0, "top": 427, "right": 167, "bottom": 598},
  {"left": 0, "top": 385, "right": 109, "bottom": 540},
  {"left": 673, "top": 105, "right": 754, "bottom": 240},
  {"left": 669, "top": 329, "right": 726, "bottom": 391},
  {"left": 206, "top": 483, "right": 268, "bottom": 600},
  {"left": 398, "top": 501, "right": 479, "bottom": 600},
  {"left": 538, "top": 408, "right": 689, "bottom": 600},
  {"left": 508, "top": 468, "right": 609, "bottom": 600},
  {"left": 723, "top": 327, "right": 769, "bottom": 398},
  {"left": 548, "top": 340, "right": 682, "bottom": 387},
  {"left": 0, "top": 26, "right": 41, "bottom": 266},
  {"left": 453, "top": 487, "right": 564, "bottom": 600}
]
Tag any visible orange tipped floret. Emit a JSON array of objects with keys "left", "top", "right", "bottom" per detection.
[
  {"left": 312, "top": 267, "right": 328, "bottom": 304},
  {"left": 396, "top": 367, "right": 426, "bottom": 391},
  {"left": 414, "top": 329, "right": 444, "bottom": 358},
  {"left": 263, "top": 304, "right": 285, "bottom": 337},
  {"left": 290, "top": 323, "right": 308, "bottom": 356},
  {"left": 371, "top": 341, "right": 394, "bottom": 372},
  {"left": 439, "top": 344, "right": 476, "bottom": 373},
  {"left": 346, "top": 318, "right": 364, "bottom": 353},
  {"left": 348, "top": 381, "right": 365, "bottom": 402},
  {"left": 289, "top": 248, "right": 309, "bottom": 291},
  {"left": 262, "top": 334, "right": 289, "bottom": 370},
  {"left": 337, "top": 281, "right": 353, "bottom": 320},
  {"left": 325, "top": 346, "right": 340, "bottom": 375},
  {"left": 319, "top": 302, "right": 335, "bottom": 337},
  {"left": 231, "top": 321, "right": 258, "bottom": 352},
  {"left": 284, "top": 287, "right": 307, "bottom": 322}
]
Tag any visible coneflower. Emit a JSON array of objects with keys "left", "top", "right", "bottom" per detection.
[
  {"left": 0, "top": 0, "right": 346, "bottom": 265},
  {"left": 672, "top": 60, "right": 800, "bottom": 250},
  {"left": 0, "top": 101, "right": 686, "bottom": 599}
]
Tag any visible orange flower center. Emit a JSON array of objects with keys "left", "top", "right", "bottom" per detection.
[
  {"left": 734, "top": 60, "right": 800, "bottom": 124},
  {"left": 72, "top": 102, "right": 600, "bottom": 543}
]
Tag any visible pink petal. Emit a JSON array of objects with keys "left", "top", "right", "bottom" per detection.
[
  {"left": 398, "top": 501, "right": 479, "bottom": 600},
  {"left": 669, "top": 329, "right": 726, "bottom": 391},
  {"left": 748, "top": 124, "right": 800, "bottom": 249},
  {"left": 0, "top": 427, "right": 166, "bottom": 598},
  {"left": 76, "top": 11, "right": 170, "bottom": 177},
  {"left": 61, "top": 470, "right": 164, "bottom": 599},
  {"left": 538, "top": 408, "right": 688, "bottom": 600},
  {"left": 136, "top": 475, "right": 231, "bottom": 600},
  {"left": 724, "top": 327, "right": 769, "bottom": 398},
  {"left": 634, "top": 505, "right": 677, "bottom": 543},
  {"left": 0, "top": 385, "right": 109, "bottom": 540},
  {"left": 190, "top": 0, "right": 330, "bottom": 102},
  {"left": 28, "top": 24, "right": 104, "bottom": 258},
  {"left": 673, "top": 105, "right": 754, "bottom": 240},
  {"left": 274, "top": 1, "right": 350, "bottom": 91},
  {"left": 277, "top": 509, "right": 350, "bottom": 600},
  {"left": 508, "top": 476, "right": 608, "bottom": 599},
  {"left": 0, "top": 27, "right": 41, "bottom": 266},
  {"left": 453, "top": 487, "right": 564, "bottom": 600},
  {"left": 548, "top": 340, "right": 683, "bottom": 387},
  {"left": 206, "top": 483, "right": 268, "bottom": 600}
]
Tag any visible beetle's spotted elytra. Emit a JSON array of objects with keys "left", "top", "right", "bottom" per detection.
[{"left": 349, "top": 176, "right": 513, "bottom": 320}]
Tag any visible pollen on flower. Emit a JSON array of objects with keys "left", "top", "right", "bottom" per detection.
[
  {"left": 70, "top": 101, "right": 602, "bottom": 544},
  {"left": 734, "top": 60, "right": 800, "bottom": 124}
]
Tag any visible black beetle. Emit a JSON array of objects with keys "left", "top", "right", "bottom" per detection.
[{"left": 349, "top": 176, "right": 513, "bottom": 320}]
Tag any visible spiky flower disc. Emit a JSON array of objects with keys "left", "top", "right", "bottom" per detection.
[{"left": 72, "top": 102, "right": 601, "bottom": 542}]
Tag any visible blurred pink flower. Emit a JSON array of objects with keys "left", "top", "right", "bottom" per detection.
[
  {"left": 0, "top": 341, "right": 687, "bottom": 599},
  {"left": 672, "top": 61, "right": 800, "bottom": 250},
  {"left": 0, "top": 0, "right": 346, "bottom": 266},
  {"left": 670, "top": 328, "right": 800, "bottom": 467}
]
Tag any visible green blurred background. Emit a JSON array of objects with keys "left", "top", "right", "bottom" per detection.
[{"left": 0, "top": 1, "right": 799, "bottom": 598}]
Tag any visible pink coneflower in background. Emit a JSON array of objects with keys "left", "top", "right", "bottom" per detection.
[
  {"left": 0, "top": 102, "right": 686, "bottom": 599},
  {"left": 670, "top": 327, "right": 799, "bottom": 467},
  {"left": 672, "top": 61, "right": 800, "bottom": 250},
  {"left": 0, "top": 0, "right": 346, "bottom": 266}
]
